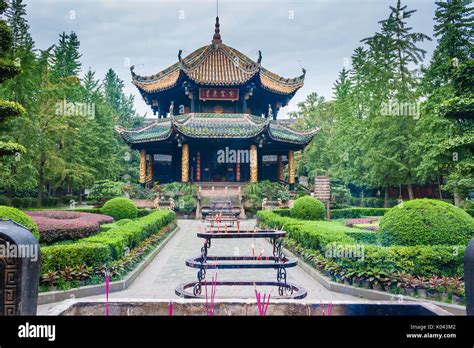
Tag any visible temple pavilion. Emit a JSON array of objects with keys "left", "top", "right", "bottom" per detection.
[{"left": 116, "top": 17, "right": 317, "bottom": 190}]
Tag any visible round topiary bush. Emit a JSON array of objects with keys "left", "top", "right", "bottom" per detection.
[
  {"left": 0, "top": 206, "right": 39, "bottom": 239},
  {"left": 379, "top": 199, "right": 474, "bottom": 246},
  {"left": 290, "top": 196, "right": 326, "bottom": 220},
  {"left": 0, "top": 195, "right": 11, "bottom": 206},
  {"left": 101, "top": 197, "right": 138, "bottom": 221}
]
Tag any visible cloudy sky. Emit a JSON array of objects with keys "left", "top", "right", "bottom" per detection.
[{"left": 23, "top": 0, "right": 438, "bottom": 118}]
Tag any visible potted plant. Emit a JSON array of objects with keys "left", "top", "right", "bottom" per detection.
[{"left": 439, "top": 276, "right": 451, "bottom": 302}]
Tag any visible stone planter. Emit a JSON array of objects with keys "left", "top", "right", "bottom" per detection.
[
  {"left": 372, "top": 283, "right": 383, "bottom": 292},
  {"left": 417, "top": 288, "right": 427, "bottom": 299},
  {"left": 362, "top": 280, "right": 372, "bottom": 289},
  {"left": 352, "top": 278, "right": 362, "bottom": 288},
  {"left": 440, "top": 292, "right": 449, "bottom": 303},
  {"left": 343, "top": 278, "right": 352, "bottom": 286},
  {"left": 405, "top": 288, "right": 416, "bottom": 297}
]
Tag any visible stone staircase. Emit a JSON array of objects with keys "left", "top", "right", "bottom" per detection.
[{"left": 196, "top": 183, "right": 245, "bottom": 219}]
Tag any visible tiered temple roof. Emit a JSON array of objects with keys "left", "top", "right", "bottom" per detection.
[
  {"left": 131, "top": 17, "right": 305, "bottom": 101},
  {"left": 116, "top": 113, "right": 318, "bottom": 145}
]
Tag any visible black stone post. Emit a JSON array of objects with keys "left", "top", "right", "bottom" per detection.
[
  {"left": 0, "top": 219, "right": 40, "bottom": 315},
  {"left": 465, "top": 239, "right": 474, "bottom": 316}
]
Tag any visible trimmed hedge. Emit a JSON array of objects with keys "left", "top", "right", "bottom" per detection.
[
  {"left": 379, "top": 199, "right": 474, "bottom": 246},
  {"left": 345, "top": 230, "right": 378, "bottom": 244},
  {"left": 331, "top": 208, "right": 390, "bottom": 219},
  {"left": 101, "top": 197, "right": 138, "bottom": 220},
  {"left": 258, "top": 210, "right": 465, "bottom": 277},
  {"left": 290, "top": 196, "right": 325, "bottom": 220},
  {"left": 0, "top": 206, "right": 39, "bottom": 239},
  {"left": 257, "top": 210, "right": 355, "bottom": 250},
  {"left": 41, "top": 209, "right": 175, "bottom": 272}
]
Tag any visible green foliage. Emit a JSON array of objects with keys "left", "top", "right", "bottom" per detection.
[
  {"left": 243, "top": 180, "right": 289, "bottom": 204},
  {"left": 41, "top": 209, "right": 175, "bottom": 272},
  {"left": 115, "top": 218, "right": 133, "bottom": 226},
  {"left": 101, "top": 197, "right": 138, "bottom": 221},
  {"left": 41, "top": 242, "right": 112, "bottom": 272},
  {"left": 345, "top": 230, "right": 378, "bottom": 244},
  {"left": 379, "top": 199, "right": 474, "bottom": 246},
  {"left": 177, "top": 195, "right": 196, "bottom": 215},
  {"left": 331, "top": 208, "right": 390, "bottom": 219},
  {"left": 290, "top": 196, "right": 325, "bottom": 220},
  {"left": 87, "top": 180, "right": 124, "bottom": 205},
  {"left": 260, "top": 210, "right": 464, "bottom": 277},
  {"left": 160, "top": 182, "right": 198, "bottom": 198},
  {"left": 0, "top": 195, "right": 11, "bottom": 206},
  {"left": 257, "top": 210, "right": 355, "bottom": 251},
  {"left": 0, "top": 205, "right": 39, "bottom": 239}
]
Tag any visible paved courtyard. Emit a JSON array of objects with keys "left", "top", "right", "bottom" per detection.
[{"left": 38, "top": 219, "right": 364, "bottom": 314}]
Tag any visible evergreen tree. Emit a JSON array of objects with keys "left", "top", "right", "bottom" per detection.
[
  {"left": 0, "top": 0, "right": 25, "bottom": 157},
  {"left": 51, "top": 31, "right": 82, "bottom": 80}
]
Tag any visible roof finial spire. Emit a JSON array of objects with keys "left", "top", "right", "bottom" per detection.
[{"left": 212, "top": 16, "right": 222, "bottom": 45}]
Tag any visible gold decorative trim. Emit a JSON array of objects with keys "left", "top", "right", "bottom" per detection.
[
  {"left": 250, "top": 144, "right": 258, "bottom": 183},
  {"left": 139, "top": 150, "right": 146, "bottom": 184},
  {"left": 288, "top": 150, "right": 295, "bottom": 184},
  {"left": 181, "top": 144, "right": 189, "bottom": 183}
]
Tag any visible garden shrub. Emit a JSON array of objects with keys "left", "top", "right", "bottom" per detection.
[
  {"left": 101, "top": 197, "right": 138, "bottom": 221},
  {"left": 379, "top": 199, "right": 474, "bottom": 246},
  {"left": 0, "top": 195, "right": 11, "bottom": 206},
  {"left": 87, "top": 180, "right": 124, "bottom": 205},
  {"left": 27, "top": 210, "right": 113, "bottom": 244},
  {"left": 257, "top": 210, "right": 354, "bottom": 251},
  {"left": 41, "top": 242, "right": 112, "bottom": 272},
  {"left": 345, "top": 230, "right": 378, "bottom": 244},
  {"left": 41, "top": 209, "right": 176, "bottom": 272},
  {"left": 115, "top": 218, "right": 133, "bottom": 226},
  {"left": 84, "top": 209, "right": 175, "bottom": 256},
  {"left": 465, "top": 209, "right": 474, "bottom": 217},
  {"left": 11, "top": 197, "right": 25, "bottom": 208},
  {"left": 0, "top": 206, "right": 39, "bottom": 239},
  {"left": 177, "top": 195, "right": 196, "bottom": 215},
  {"left": 290, "top": 196, "right": 325, "bottom": 220},
  {"left": 258, "top": 209, "right": 465, "bottom": 277},
  {"left": 273, "top": 208, "right": 291, "bottom": 217}
]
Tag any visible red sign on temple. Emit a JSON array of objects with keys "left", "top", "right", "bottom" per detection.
[{"left": 199, "top": 88, "right": 239, "bottom": 101}]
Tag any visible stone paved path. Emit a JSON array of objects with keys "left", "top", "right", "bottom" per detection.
[{"left": 38, "top": 219, "right": 364, "bottom": 314}]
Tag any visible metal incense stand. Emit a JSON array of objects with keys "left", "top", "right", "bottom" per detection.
[{"left": 176, "top": 222, "right": 307, "bottom": 299}]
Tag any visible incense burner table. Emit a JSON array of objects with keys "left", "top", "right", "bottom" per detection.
[{"left": 176, "top": 227, "right": 307, "bottom": 299}]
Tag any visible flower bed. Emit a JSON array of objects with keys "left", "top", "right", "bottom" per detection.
[
  {"left": 346, "top": 217, "right": 380, "bottom": 231},
  {"left": 27, "top": 210, "right": 113, "bottom": 244}
]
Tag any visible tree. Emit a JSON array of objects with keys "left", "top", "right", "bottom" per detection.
[
  {"left": 51, "top": 31, "right": 82, "bottom": 80},
  {"left": 361, "top": 0, "right": 430, "bottom": 203},
  {"left": 414, "top": 0, "right": 473, "bottom": 205},
  {"left": 0, "top": 0, "right": 25, "bottom": 157}
]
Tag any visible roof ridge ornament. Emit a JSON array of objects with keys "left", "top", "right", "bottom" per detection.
[{"left": 212, "top": 16, "right": 222, "bottom": 45}]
